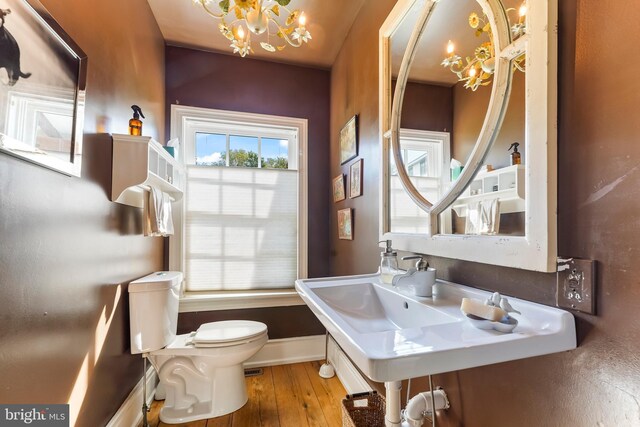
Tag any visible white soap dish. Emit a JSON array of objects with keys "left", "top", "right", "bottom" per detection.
[{"left": 464, "top": 313, "right": 518, "bottom": 333}]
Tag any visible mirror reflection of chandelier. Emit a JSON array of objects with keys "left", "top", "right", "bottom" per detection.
[
  {"left": 192, "top": 0, "right": 311, "bottom": 57},
  {"left": 442, "top": 3, "right": 527, "bottom": 91}
]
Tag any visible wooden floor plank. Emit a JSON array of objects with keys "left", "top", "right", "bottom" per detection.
[
  {"left": 158, "top": 419, "right": 207, "bottom": 427},
  {"left": 207, "top": 414, "right": 232, "bottom": 427},
  {"left": 230, "top": 366, "right": 282, "bottom": 427},
  {"left": 231, "top": 371, "right": 261, "bottom": 427},
  {"left": 253, "top": 367, "right": 281, "bottom": 427},
  {"left": 138, "top": 399, "right": 161, "bottom": 427},
  {"left": 147, "top": 400, "right": 162, "bottom": 427},
  {"left": 311, "top": 360, "right": 348, "bottom": 405},
  {"left": 305, "top": 361, "right": 346, "bottom": 427},
  {"left": 287, "top": 362, "right": 330, "bottom": 427},
  {"left": 272, "top": 364, "right": 310, "bottom": 427},
  {"left": 148, "top": 362, "right": 345, "bottom": 427}
]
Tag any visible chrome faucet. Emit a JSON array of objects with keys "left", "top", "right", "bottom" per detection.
[{"left": 392, "top": 255, "right": 436, "bottom": 297}]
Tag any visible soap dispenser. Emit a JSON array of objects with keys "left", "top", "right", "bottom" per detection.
[
  {"left": 129, "top": 105, "right": 145, "bottom": 136},
  {"left": 379, "top": 240, "right": 398, "bottom": 284},
  {"left": 508, "top": 142, "right": 521, "bottom": 165}
]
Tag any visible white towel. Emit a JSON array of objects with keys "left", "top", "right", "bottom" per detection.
[
  {"left": 465, "top": 202, "right": 481, "bottom": 235},
  {"left": 480, "top": 198, "right": 500, "bottom": 235},
  {"left": 465, "top": 198, "right": 500, "bottom": 235},
  {"left": 144, "top": 187, "right": 174, "bottom": 237}
]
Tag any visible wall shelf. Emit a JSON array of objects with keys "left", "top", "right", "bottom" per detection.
[
  {"left": 111, "top": 134, "right": 184, "bottom": 208},
  {"left": 452, "top": 165, "right": 525, "bottom": 217}
]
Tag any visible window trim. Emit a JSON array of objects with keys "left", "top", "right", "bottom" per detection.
[
  {"left": 178, "top": 289, "right": 305, "bottom": 313},
  {"left": 170, "top": 105, "right": 308, "bottom": 308}
]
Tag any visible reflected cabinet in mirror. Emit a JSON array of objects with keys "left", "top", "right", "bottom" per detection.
[{"left": 379, "top": 0, "right": 557, "bottom": 271}]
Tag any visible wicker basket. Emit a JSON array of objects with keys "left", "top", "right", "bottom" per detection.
[{"left": 341, "top": 391, "right": 386, "bottom": 427}]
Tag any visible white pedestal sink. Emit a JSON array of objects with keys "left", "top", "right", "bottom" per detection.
[
  {"left": 297, "top": 273, "right": 576, "bottom": 426},
  {"left": 295, "top": 272, "right": 576, "bottom": 382}
]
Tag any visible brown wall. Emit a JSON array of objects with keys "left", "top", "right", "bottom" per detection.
[
  {"left": 331, "top": 0, "right": 640, "bottom": 425},
  {"left": 331, "top": 1, "right": 398, "bottom": 275},
  {"left": 400, "top": 81, "right": 453, "bottom": 132},
  {"left": 165, "top": 46, "right": 329, "bottom": 337},
  {"left": 178, "top": 306, "right": 325, "bottom": 339},
  {"left": 453, "top": 70, "right": 526, "bottom": 168},
  {"left": 0, "top": 1, "right": 165, "bottom": 426}
]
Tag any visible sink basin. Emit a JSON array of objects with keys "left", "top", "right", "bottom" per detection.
[
  {"left": 312, "top": 282, "right": 456, "bottom": 333},
  {"left": 295, "top": 273, "right": 576, "bottom": 382}
]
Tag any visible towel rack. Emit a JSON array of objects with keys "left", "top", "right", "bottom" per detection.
[
  {"left": 138, "top": 184, "right": 177, "bottom": 202},
  {"left": 111, "top": 134, "right": 184, "bottom": 208}
]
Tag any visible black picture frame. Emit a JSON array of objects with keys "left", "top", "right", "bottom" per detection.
[{"left": 0, "top": 0, "right": 88, "bottom": 176}]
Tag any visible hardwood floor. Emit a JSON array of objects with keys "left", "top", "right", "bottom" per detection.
[{"left": 141, "top": 361, "right": 347, "bottom": 427}]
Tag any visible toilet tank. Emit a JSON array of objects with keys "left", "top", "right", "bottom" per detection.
[{"left": 129, "top": 271, "right": 183, "bottom": 354}]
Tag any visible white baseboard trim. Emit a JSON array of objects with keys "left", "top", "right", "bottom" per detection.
[
  {"left": 245, "top": 334, "right": 370, "bottom": 394},
  {"left": 245, "top": 335, "right": 325, "bottom": 368},
  {"left": 106, "top": 366, "right": 157, "bottom": 427},
  {"left": 327, "top": 336, "right": 372, "bottom": 395}
]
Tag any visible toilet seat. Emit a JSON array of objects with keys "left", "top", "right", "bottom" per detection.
[
  {"left": 191, "top": 320, "right": 268, "bottom": 347},
  {"left": 151, "top": 321, "right": 268, "bottom": 356}
]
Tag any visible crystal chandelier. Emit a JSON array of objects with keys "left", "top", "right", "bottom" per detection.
[
  {"left": 441, "top": 3, "right": 527, "bottom": 91},
  {"left": 192, "top": 0, "right": 311, "bottom": 57}
]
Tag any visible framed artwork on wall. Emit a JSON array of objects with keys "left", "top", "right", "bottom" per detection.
[
  {"left": 337, "top": 208, "right": 353, "bottom": 240},
  {"left": 332, "top": 174, "right": 346, "bottom": 202},
  {"left": 0, "top": 0, "right": 88, "bottom": 177},
  {"left": 349, "top": 159, "right": 363, "bottom": 198},
  {"left": 339, "top": 114, "right": 358, "bottom": 164}
]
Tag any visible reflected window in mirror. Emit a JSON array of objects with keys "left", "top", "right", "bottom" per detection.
[{"left": 389, "top": 129, "right": 451, "bottom": 234}]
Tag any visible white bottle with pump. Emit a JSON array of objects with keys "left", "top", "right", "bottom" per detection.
[{"left": 379, "top": 240, "right": 398, "bottom": 284}]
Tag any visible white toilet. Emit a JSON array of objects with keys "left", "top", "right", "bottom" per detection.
[{"left": 129, "top": 271, "right": 268, "bottom": 424}]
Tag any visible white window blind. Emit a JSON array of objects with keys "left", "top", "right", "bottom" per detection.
[
  {"left": 185, "top": 164, "right": 298, "bottom": 291},
  {"left": 389, "top": 129, "right": 451, "bottom": 234},
  {"left": 390, "top": 175, "right": 440, "bottom": 234}
]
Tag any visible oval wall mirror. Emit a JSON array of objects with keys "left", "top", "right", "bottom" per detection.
[
  {"left": 379, "top": 0, "right": 558, "bottom": 271},
  {"left": 389, "top": 0, "right": 527, "bottom": 236}
]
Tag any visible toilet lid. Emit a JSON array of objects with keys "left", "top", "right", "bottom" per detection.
[{"left": 191, "top": 320, "right": 267, "bottom": 346}]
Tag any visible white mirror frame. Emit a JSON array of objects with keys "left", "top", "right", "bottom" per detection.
[{"left": 379, "top": 0, "right": 558, "bottom": 271}]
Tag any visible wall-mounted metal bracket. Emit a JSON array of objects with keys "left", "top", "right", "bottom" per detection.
[{"left": 556, "top": 257, "right": 596, "bottom": 314}]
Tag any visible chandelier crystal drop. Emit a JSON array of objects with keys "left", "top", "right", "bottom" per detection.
[{"left": 192, "top": 0, "right": 312, "bottom": 58}]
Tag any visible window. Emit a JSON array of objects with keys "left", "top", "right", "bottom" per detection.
[
  {"left": 389, "top": 129, "right": 451, "bottom": 234},
  {"left": 170, "top": 107, "right": 308, "bottom": 294}
]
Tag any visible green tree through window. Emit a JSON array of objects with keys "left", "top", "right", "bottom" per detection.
[{"left": 198, "top": 149, "right": 288, "bottom": 169}]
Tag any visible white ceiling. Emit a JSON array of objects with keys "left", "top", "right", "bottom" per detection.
[
  {"left": 391, "top": 0, "right": 477, "bottom": 85},
  {"left": 146, "top": 0, "right": 366, "bottom": 68}
]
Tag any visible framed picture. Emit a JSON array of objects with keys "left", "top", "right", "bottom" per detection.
[
  {"left": 339, "top": 115, "right": 358, "bottom": 165},
  {"left": 337, "top": 208, "right": 353, "bottom": 240},
  {"left": 349, "top": 159, "right": 363, "bottom": 198},
  {"left": 332, "top": 174, "right": 346, "bottom": 202},
  {"left": 0, "top": 0, "right": 88, "bottom": 177}
]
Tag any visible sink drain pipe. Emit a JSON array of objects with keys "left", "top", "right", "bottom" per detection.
[
  {"left": 385, "top": 380, "right": 450, "bottom": 427},
  {"left": 403, "top": 388, "right": 449, "bottom": 426}
]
